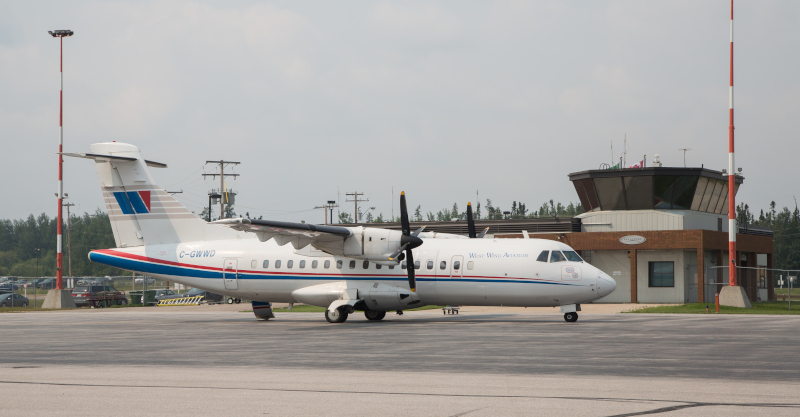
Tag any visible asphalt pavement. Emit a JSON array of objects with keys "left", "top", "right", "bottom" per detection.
[{"left": 1, "top": 307, "right": 799, "bottom": 416}]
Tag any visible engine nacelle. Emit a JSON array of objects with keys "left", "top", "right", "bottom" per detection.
[
  {"left": 364, "top": 282, "right": 423, "bottom": 311},
  {"left": 313, "top": 227, "right": 404, "bottom": 262}
]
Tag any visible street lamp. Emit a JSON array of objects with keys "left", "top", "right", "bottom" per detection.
[{"left": 49, "top": 29, "right": 73, "bottom": 291}]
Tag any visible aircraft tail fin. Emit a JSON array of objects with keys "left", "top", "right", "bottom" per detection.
[{"left": 76, "top": 142, "right": 207, "bottom": 247}]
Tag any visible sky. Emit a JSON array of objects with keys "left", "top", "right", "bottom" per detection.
[{"left": 2, "top": 0, "right": 799, "bottom": 223}]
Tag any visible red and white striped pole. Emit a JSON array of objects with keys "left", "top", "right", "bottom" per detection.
[
  {"left": 49, "top": 30, "right": 73, "bottom": 291},
  {"left": 727, "top": 1, "right": 737, "bottom": 286}
]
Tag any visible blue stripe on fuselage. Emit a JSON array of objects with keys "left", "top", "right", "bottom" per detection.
[{"left": 89, "top": 251, "right": 579, "bottom": 286}]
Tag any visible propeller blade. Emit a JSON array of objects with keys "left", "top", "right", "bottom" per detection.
[
  {"left": 412, "top": 226, "right": 426, "bottom": 237},
  {"left": 400, "top": 191, "right": 410, "bottom": 236},
  {"left": 477, "top": 227, "right": 489, "bottom": 239},
  {"left": 388, "top": 243, "right": 409, "bottom": 261},
  {"left": 405, "top": 248, "right": 416, "bottom": 292},
  {"left": 466, "top": 202, "right": 476, "bottom": 238}
]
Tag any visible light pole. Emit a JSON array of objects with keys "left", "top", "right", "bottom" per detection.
[{"left": 48, "top": 29, "right": 73, "bottom": 291}]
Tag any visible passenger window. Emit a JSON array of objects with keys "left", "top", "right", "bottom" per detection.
[
  {"left": 336, "top": 260, "right": 342, "bottom": 269},
  {"left": 550, "top": 251, "right": 566, "bottom": 263},
  {"left": 440, "top": 261, "right": 446, "bottom": 270},
  {"left": 251, "top": 260, "right": 257, "bottom": 269},
  {"left": 275, "top": 260, "right": 281, "bottom": 268},
  {"left": 401, "top": 261, "right": 407, "bottom": 269},
  {"left": 427, "top": 260, "right": 433, "bottom": 270},
  {"left": 563, "top": 251, "right": 583, "bottom": 262},
  {"left": 467, "top": 261, "right": 474, "bottom": 270},
  {"left": 363, "top": 261, "right": 369, "bottom": 269},
  {"left": 312, "top": 260, "right": 318, "bottom": 269},
  {"left": 536, "top": 251, "right": 549, "bottom": 262},
  {"left": 414, "top": 260, "right": 421, "bottom": 270},
  {"left": 376, "top": 264, "right": 382, "bottom": 269},
  {"left": 388, "top": 265, "right": 395, "bottom": 269},
  {"left": 263, "top": 260, "right": 269, "bottom": 268},
  {"left": 287, "top": 260, "right": 294, "bottom": 268},
  {"left": 349, "top": 260, "right": 356, "bottom": 269},
  {"left": 299, "top": 260, "right": 306, "bottom": 269},
  {"left": 324, "top": 260, "right": 330, "bottom": 269},
  {"left": 454, "top": 261, "right": 460, "bottom": 270}
]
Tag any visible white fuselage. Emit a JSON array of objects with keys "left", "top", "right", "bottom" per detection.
[{"left": 90, "top": 237, "right": 616, "bottom": 309}]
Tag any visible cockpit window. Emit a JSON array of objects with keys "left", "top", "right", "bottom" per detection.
[
  {"left": 549, "top": 251, "right": 566, "bottom": 263},
  {"left": 536, "top": 251, "right": 549, "bottom": 262},
  {"left": 563, "top": 251, "right": 583, "bottom": 262}
]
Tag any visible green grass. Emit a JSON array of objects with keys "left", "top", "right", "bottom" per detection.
[{"left": 626, "top": 301, "right": 800, "bottom": 315}]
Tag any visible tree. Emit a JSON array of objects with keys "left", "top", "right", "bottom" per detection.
[
  {"left": 338, "top": 212, "right": 353, "bottom": 224},
  {"left": 414, "top": 205, "right": 423, "bottom": 222}
]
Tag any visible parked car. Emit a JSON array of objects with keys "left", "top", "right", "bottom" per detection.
[
  {"left": 182, "top": 288, "right": 223, "bottom": 303},
  {"left": 153, "top": 289, "right": 182, "bottom": 302},
  {"left": 37, "top": 278, "right": 56, "bottom": 289},
  {"left": 0, "top": 284, "right": 15, "bottom": 293},
  {"left": 134, "top": 276, "right": 156, "bottom": 285},
  {"left": 0, "top": 293, "right": 29, "bottom": 307},
  {"left": 71, "top": 285, "right": 128, "bottom": 307}
]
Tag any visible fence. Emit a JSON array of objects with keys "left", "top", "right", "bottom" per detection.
[{"left": 705, "top": 265, "right": 798, "bottom": 303}]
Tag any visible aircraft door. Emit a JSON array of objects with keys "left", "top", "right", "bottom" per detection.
[
  {"left": 450, "top": 256, "right": 463, "bottom": 279},
  {"left": 223, "top": 258, "right": 239, "bottom": 290}
]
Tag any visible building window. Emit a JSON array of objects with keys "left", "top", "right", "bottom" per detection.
[
  {"left": 262, "top": 260, "right": 269, "bottom": 268},
  {"left": 648, "top": 261, "right": 674, "bottom": 287}
]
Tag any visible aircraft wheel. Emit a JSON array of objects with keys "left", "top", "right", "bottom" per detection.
[
  {"left": 227, "top": 297, "right": 234, "bottom": 304},
  {"left": 364, "top": 310, "right": 386, "bottom": 321},
  {"left": 235, "top": 298, "right": 241, "bottom": 304},
  {"left": 564, "top": 312, "right": 578, "bottom": 323},
  {"left": 325, "top": 306, "right": 349, "bottom": 323}
]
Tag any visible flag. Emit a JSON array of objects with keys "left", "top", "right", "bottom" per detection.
[
  {"left": 628, "top": 160, "right": 644, "bottom": 168},
  {"left": 606, "top": 163, "right": 620, "bottom": 170}
]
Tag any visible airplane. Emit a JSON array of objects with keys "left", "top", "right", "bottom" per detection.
[{"left": 64, "top": 142, "right": 616, "bottom": 323}]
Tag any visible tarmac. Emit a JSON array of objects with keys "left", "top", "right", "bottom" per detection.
[{"left": 1, "top": 305, "right": 799, "bottom": 416}]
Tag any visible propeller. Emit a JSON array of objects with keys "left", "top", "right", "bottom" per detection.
[
  {"left": 390, "top": 192, "right": 423, "bottom": 292},
  {"left": 466, "top": 202, "right": 489, "bottom": 239}
]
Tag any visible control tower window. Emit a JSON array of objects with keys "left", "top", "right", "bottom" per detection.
[
  {"left": 563, "top": 251, "right": 583, "bottom": 262},
  {"left": 536, "top": 251, "right": 549, "bottom": 262},
  {"left": 550, "top": 251, "right": 566, "bottom": 263}
]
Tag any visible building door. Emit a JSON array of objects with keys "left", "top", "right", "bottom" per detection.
[
  {"left": 223, "top": 258, "right": 238, "bottom": 290},
  {"left": 450, "top": 256, "right": 464, "bottom": 279}
]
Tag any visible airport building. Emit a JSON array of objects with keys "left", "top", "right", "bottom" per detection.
[{"left": 364, "top": 166, "right": 775, "bottom": 304}]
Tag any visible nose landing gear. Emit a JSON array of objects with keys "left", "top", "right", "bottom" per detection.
[{"left": 564, "top": 312, "right": 579, "bottom": 322}]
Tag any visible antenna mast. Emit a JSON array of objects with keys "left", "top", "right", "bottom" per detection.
[{"left": 727, "top": 0, "right": 738, "bottom": 286}]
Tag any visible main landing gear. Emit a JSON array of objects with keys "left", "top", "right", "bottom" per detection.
[
  {"left": 325, "top": 306, "right": 349, "bottom": 323},
  {"left": 364, "top": 310, "right": 386, "bottom": 321},
  {"left": 564, "top": 312, "right": 579, "bottom": 323}
]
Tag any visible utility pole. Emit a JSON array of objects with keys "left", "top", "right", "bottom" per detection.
[
  {"left": 203, "top": 161, "right": 240, "bottom": 220},
  {"left": 49, "top": 29, "right": 73, "bottom": 292},
  {"left": 346, "top": 192, "right": 368, "bottom": 224},
  {"left": 314, "top": 201, "right": 339, "bottom": 225},
  {"left": 678, "top": 148, "right": 692, "bottom": 167}
]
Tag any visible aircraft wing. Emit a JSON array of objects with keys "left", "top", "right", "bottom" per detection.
[{"left": 212, "top": 218, "right": 353, "bottom": 250}]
